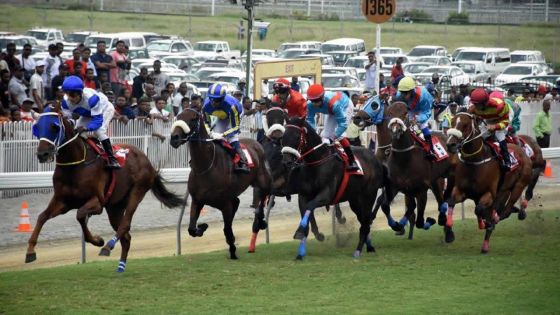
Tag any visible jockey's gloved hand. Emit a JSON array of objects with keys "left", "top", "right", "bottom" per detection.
[
  {"left": 74, "top": 126, "right": 87, "bottom": 134},
  {"left": 210, "top": 132, "right": 223, "bottom": 140},
  {"left": 321, "top": 137, "right": 332, "bottom": 145}
]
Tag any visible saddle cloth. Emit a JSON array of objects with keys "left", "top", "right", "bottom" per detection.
[
  {"left": 411, "top": 132, "right": 449, "bottom": 162},
  {"left": 506, "top": 136, "right": 534, "bottom": 159},
  {"left": 218, "top": 140, "right": 256, "bottom": 168},
  {"left": 486, "top": 141, "right": 521, "bottom": 172},
  {"left": 85, "top": 138, "right": 128, "bottom": 167}
]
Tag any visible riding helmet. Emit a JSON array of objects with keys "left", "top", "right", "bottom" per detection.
[
  {"left": 208, "top": 83, "right": 227, "bottom": 100},
  {"left": 470, "top": 88, "right": 489, "bottom": 105},
  {"left": 397, "top": 76, "right": 416, "bottom": 92},
  {"left": 307, "top": 84, "right": 325, "bottom": 101},
  {"left": 61, "top": 75, "right": 84, "bottom": 93}
]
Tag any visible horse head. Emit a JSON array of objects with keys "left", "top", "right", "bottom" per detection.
[
  {"left": 33, "top": 107, "right": 75, "bottom": 163},
  {"left": 281, "top": 116, "right": 323, "bottom": 169},
  {"left": 446, "top": 111, "right": 479, "bottom": 154},
  {"left": 386, "top": 101, "right": 409, "bottom": 140},
  {"left": 353, "top": 95, "right": 386, "bottom": 129},
  {"left": 170, "top": 108, "right": 205, "bottom": 148},
  {"left": 264, "top": 106, "right": 288, "bottom": 142}
]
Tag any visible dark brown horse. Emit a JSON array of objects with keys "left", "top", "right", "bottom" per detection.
[
  {"left": 379, "top": 101, "right": 456, "bottom": 242},
  {"left": 516, "top": 135, "right": 545, "bottom": 208},
  {"left": 170, "top": 109, "right": 271, "bottom": 259},
  {"left": 29, "top": 108, "right": 183, "bottom": 272},
  {"left": 446, "top": 112, "right": 532, "bottom": 253},
  {"left": 281, "top": 117, "right": 390, "bottom": 259}
]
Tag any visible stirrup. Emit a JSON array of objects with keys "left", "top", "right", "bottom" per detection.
[
  {"left": 106, "top": 158, "right": 121, "bottom": 169},
  {"left": 346, "top": 160, "right": 360, "bottom": 171},
  {"left": 234, "top": 162, "right": 250, "bottom": 173}
]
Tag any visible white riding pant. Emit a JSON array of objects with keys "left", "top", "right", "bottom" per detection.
[
  {"left": 214, "top": 118, "right": 239, "bottom": 142},
  {"left": 320, "top": 100, "right": 354, "bottom": 140},
  {"left": 76, "top": 104, "right": 115, "bottom": 141},
  {"left": 479, "top": 123, "right": 506, "bottom": 142}
]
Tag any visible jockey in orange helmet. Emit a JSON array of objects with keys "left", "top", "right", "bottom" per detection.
[{"left": 271, "top": 78, "right": 307, "bottom": 118}]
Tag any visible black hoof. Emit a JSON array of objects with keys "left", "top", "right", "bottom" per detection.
[
  {"left": 395, "top": 227, "right": 405, "bottom": 236},
  {"left": 293, "top": 227, "right": 306, "bottom": 240},
  {"left": 337, "top": 216, "right": 347, "bottom": 225},
  {"left": 99, "top": 247, "right": 111, "bottom": 256},
  {"left": 230, "top": 254, "right": 239, "bottom": 260},
  {"left": 415, "top": 220, "right": 425, "bottom": 229},
  {"left": 196, "top": 223, "right": 208, "bottom": 237},
  {"left": 188, "top": 228, "right": 197, "bottom": 237},
  {"left": 366, "top": 245, "right": 376, "bottom": 253},
  {"left": 427, "top": 217, "right": 437, "bottom": 226},
  {"left": 92, "top": 236, "right": 105, "bottom": 247},
  {"left": 286, "top": 195, "right": 291, "bottom": 202},
  {"left": 258, "top": 220, "right": 268, "bottom": 230},
  {"left": 295, "top": 255, "right": 304, "bottom": 261},
  {"left": 518, "top": 210, "right": 527, "bottom": 221},
  {"left": 315, "top": 232, "right": 325, "bottom": 242},
  {"left": 444, "top": 227, "right": 455, "bottom": 243},
  {"left": 25, "top": 252, "right": 36, "bottom": 263},
  {"left": 438, "top": 213, "right": 446, "bottom": 226},
  {"left": 390, "top": 223, "right": 403, "bottom": 232},
  {"left": 481, "top": 249, "right": 489, "bottom": 255}
]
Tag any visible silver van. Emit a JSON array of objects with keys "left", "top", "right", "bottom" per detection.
[{"left": 455, "top": 48, "right": 511, "bottom": 78}]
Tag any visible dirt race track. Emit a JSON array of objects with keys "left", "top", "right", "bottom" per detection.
[{"left": 1, "top": 177, "right": 558, "bottom": 273}]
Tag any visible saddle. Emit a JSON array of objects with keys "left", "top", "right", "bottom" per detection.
[
  {"left": 331, "top": 144, "right": 364, "bottom": 205},
  {"left": 410, "top": 132, "right": 449, "bottom": 162},
  {"left": 85, "top": 138, "right": 128, "bottom": 167},
  {"left": 217, "top": 140, "right": 255, "bottom": 168},
  {"left": 485, "top": 140, "right": 520, "bottom": 172},
  {"left": 506, "top": 136, "right": 534, "bottom": 160}
]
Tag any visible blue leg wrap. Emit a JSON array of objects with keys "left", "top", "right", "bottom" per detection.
[
  {"left": 423, "top": 221, "right": 433, "bottom": 230},
  {"left": 116, "top": 260, "right": 126, "bottom": 273},
  {"left": 387, "top": 217, "right": 396, "bottom": 227},
  {"left": 353, "top": 250, "right": 361, "bottom": 258},
  {"left": 366, "top": 236, "right": 373, "bottom": 248},
  {"left": 300, "top": 210, "right": 311, "bottom": 228},
  {"left": 107, "top": 236, "right": 118, "bottom": 250},
  {"left": 298, "top": 237, "right": 307, "bottom": 257},
  {"left": 439, "top": 202, "right": 448, "bottom": 214},
  {"left": 399, "top": 217, "right": 409, "bottom": 226}
]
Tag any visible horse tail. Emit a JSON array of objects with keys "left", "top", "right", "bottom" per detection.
[{"left": 151, "top": 172, "right": 184, "bottom": 208}]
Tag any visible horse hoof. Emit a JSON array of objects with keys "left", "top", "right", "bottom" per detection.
[
  {"left": 445, "top": 229, "right": 455, "bottom": 243},
  {"left": 353, "top": 250, "right": 361, "bottom": 259},
  {"left": 259, "top": 220, "right": 268, "bottom": 230},
  {"left": 116, "top": 267, "right": 125, "bottom": 273},
  {"left": 25, "top": 252, "right": 36, "bottom": 263},
  {"left": 390, "top": 223, "right": 403, "bottom": 232},
  {"left": 438, "top": 213, "right": 446, "bottom": 226},
  {"left": 293, "top": 228, "right": 306, "bottom": 240},
  {"left": 197, "top": 223, "right": 208, "bottom": 232},
  {"left": 481, "top": 248, "right": 489, "bottom": 254},
  {"left": 92, "top": 236, "right": 105, "bottom": 247},
  {"left": 295, "top": 255, "right": 304, "bottom": 261},
  {"left": 230, "top": 253, "right": 239, "bottom": 260},
  {"left": 99, "top": 247, "right": 111, "bottom": 257},
  {"left": 248, "top": 249, "right": 255, "bottom": 253},
  {"left": 427, "top": 217, "right": 437, "bottom": 226},
  {"left": 315, "top": 233, "right": 325, "bottom": 242},
  {"left": 337, "top": 216, "right": 347, "bottom": 225},
  {"left": 518, "top": 210, "right": 527, "bottom": 221},
  {"left": 366, "top": 245, "right": 376, "bottom": 253},
  {"left": 395, "top": 228, "right": 405, "bottom": 236}
]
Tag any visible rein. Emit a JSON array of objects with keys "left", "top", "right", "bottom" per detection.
[
  {"left": 450, "top": 112, "right": 493, "bottom": 165},
  {"left": 283, "top": 124, "right": 335, "bottom": 166}
]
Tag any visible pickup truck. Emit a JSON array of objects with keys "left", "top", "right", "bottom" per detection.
[{"left": 193, "top": 41, "right": 240, "bottom": 60}]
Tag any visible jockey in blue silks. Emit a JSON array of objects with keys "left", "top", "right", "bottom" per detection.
[
  {"left": 395, "top": 76, "right": 436, "bottom": 158},
  {"left": 60, "top": 75, "right": 120, "bottom": 168},
  {"left": 202, "top": 83, "right": 249, "bottom": 173},
  {"left": 306, "top": 84, "right": 359, "bottom": 171}
]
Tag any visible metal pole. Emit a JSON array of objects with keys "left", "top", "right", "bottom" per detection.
[
  {"left": 80, "top": 216, "right": 88, "bottom": 264},
  {"left": 307, "top": 0, "right": 311, "bottom": 17},
  {"left": 176, "top": 187, "right": 189, "bottom": 256},
  {"left": 245, "top": 3, "right": 254, "bottom": 98},
  {"left": 375, "top": 24, "right": 381, "bottom": 96},
  {"left": 100, "top": 0, "right": 104, "bottom": 11},
  {"left": 530, "top": 0, "right": 533, "bottom": 22},
  {"left": 461, "top": 202, "right": 465, "bottom": 220},
  {"left": 321, "top": 0, "right": 324, "bottom": 16},
  {"left": 331, "top": 205, "right": 336, "bottom": 236},
  {"left": 211, "top": 0, "right": 215, "bottom": 17},
  {"left": 265, "top": 195, "right": 275, "bottom": 243},
  {"left": 458, "top": 0, "right": 462, "bottom": 14},
  {"left": 545, "top": 0, "right": 549, "bottom": 23}
]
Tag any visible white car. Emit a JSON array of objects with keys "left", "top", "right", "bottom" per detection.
[
  {"left": 25, "top": 28, "right": 64, "bottom": 48},
  {"left": 297, "top": 53, "right": 335, "bottom": 66},
  {"left": 407, "top": 45, "right": 448, "bottom": 61},
  {"left": 161, "top": 55, "right": 200, "bottom": 73},
  {"left": 415, "top": 56, "right": 452, "bottom": 66},
  {"left": 322, "top": 73, "right": 362, "bottom": 90},
  {"left": 380, "top": 54, "right": 409, "bottom": 70},
  {"left": 65, "top": 31, "right": 98, "bottom": 45},
  {"left": 379, "top": 47, "right": 403, "bottom": 55},
  {"left": 241, "top": 49, "right": 276, "bottom": 58},
  {"left": 194, "top": 67, "right": 243, "bottom": 81},
  {"left": 452, "top": 61, "right": 491, "bottom": 83},
  {"left": 403, "top": 62, "right": 432, "bottom": 78},
  {"left": 207, "top": 71, "right": 247, "bottom": 87},
  {"left": 415, "top": 66, "right": 470, "bottom": 86},
  {"left": 322, "top": 66, "right": 358, "bottom": 79},
  {"left": 276, "top": 48, "right": 312, "bottom": 59},
  {"left": 494, "top": 64, "right": 549, "bottom": 85},
  {"left": 146, "top": 39, "right": 193, "bottom": 59}
]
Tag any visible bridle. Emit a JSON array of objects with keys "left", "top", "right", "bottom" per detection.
[
  {"left": 281, "top": 123, "right": 335, "bottom": 167},
  {"left": 35, "top": 112, "right": 87, "bottom": 166},
  {"left": 447, "top": 112, "right": 492, "bottom": 164}
]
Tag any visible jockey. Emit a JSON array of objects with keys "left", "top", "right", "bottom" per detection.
[
  {"left": 271, "top": 78, "right": 307, "bottom": 118},
  {"left": 61, "top": 75, "right": 120, "bottom": 169},
  {"left": 203, "top": 83, "right": 249, "bottom": 173},
  {"left": 506, "top": 98, "right": 522, "bottom": 145},
  {"left": 468, "top": 88, "right": 512, "bottom": 169},
  {"left": 395, "top": 76, "right": 436, "bottom": 158},
  {"left": 306, "top": 84, "right": 359, "bottom": 171}
]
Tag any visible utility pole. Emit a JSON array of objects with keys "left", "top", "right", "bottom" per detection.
[
  {"left": 458, "top": 0, "right": 462, "bottom": 14},
  {"left": 545, "top": 0, "right": 549, "bottom": 23},
  {"left": 244, "top": 0, "right": 257, "bottom": 98}
]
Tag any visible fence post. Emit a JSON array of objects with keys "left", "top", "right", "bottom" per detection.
[
  {"left": 176, "top": 187, "right": 189, "bottom": 256},
  {"left": 80, "top": 216, "right": 88, "bottom": 264}
]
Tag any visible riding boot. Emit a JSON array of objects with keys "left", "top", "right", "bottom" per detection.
[
  {"left": 232, "top": 142, "right": 250, "bottom": 173},
  {"left": 422, "top": 129, "right": 436, "bottom": 160},
  {"left": 339, "top": 138, "right": 360, "bottom": 171},
  {"left": 101, "top": 139, "right": 121, "bottom": 169},
  {"left": 499, "top": 140, "right": 511, "bottom": 171}
]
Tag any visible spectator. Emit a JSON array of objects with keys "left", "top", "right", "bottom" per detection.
[
  {"left": 237, "top": 20, "right": 245, "bottom": 40},
  {"left": 364, "top": 51, "right": 379, "bottom": 93},
  {"left": 165, "top": 82, "right": 175, "bottom": 113},
  {"left": 241, "top": 96, "right": 255, "bottom": 116},
  {"left": 0, "top": 69, "right": 11, "bottom": 109},
  {"left": 10, "top": 106, "right": 21, "bottom": 122},
  {"left": 291, "top": 76, "right": 300, "bottom": 92},
  {"left": 8, "top": 66, "right": 27, "bottom": 107},
  {"left": 55, "top": 42, "right": 65, "bottom": 64},
  {"left": 84, "top": 68, "right": 99, "bottom": 90},
  {"left": 98, "top": 72, "right": 109, "bottom": 88},
  {"left": 91, "top": 41, "right": 115, "bottom": 87},
  {"left": 351, "top": 93, "right": 360, "bottom": 106},
  {"left": 190, "top": 94, "right": 202, "bottom": 111},
  {"left": 258, "top": 26, "right": 267, "bottom": 41},
  {"left": 261, "top": 79, "right": 269, "bottom": 99},
  {"left": 536, "top": 84, "right": 548, "bottom": 100},
  {"left": 379, "top": 73, "right": 386, "bottom": 89},
  {"left": 533, "top": 99, "right": 552, "bottom": 154},
  {"left": 3, "top": 43, "right": 21, "bottom": 73},
  {"left": 132, "top": 67, "right": 148, "bottom": 100},
  {"left": 81, "top": 47, "right": 97, "bottom": 77},
  {"left": 65, "top": 48, "right": 88, "bottom": 79},
  {"left": 458, "top": 83, "right": 470, "bottom": 106},
  {"left": 440, "top": 102, "right": 458, "bottom": 133},
  {"left": 113, "top": 95, "right": 135, "bottom": 124},
  {"left": 425, "top": 73, "right": 440, "bottom": 98},
  {"left": 51, "top": 64, "right": 69, "bottom": 98},
  {"left": 30, "top": 61, "right": 45, "bottom": 112},
  {"left": 233, "top": 90, "right": 243, "bottom": 103},
  {"left": 101, "top": 84, "right": 115, "bottom": 104},
  {"left": 254, "top": 99, "right": 266, "bottom": 143},
  {"left": 160, "top": 89, "right": 174, "bottom": 118},
  {"left": 20, "top": 98, "right": 39, "bottom": 122},
  {"left": 42, "top": 44, "right": 61, "bottom": 101},
  {"left": 142, "top": 83, "right": 157, "bottom": 108},
  {"left": 173, "top": 82, "right": 189, "bottom": 115},
  {"left": 149, "top": 97, "right": 170, "bottom": 122},
  {"left": 134, "top": 96, "right": 152, "bottom": 124},
  {"left": 391, "top": 56, "right": 404, "bottom": 83},
  {"left": 122, "top": 88, "right": 134, "bottom": 106},
  {"left": 236, "top": 78, "right": 247, "bottom": 96},
  {"left": 514, "top": 88, "right": 530, "bottom": 103},
  {"left": 151, "top": 60, "right": 169, "bottom": 95},
  {"left": 180, "top": 97, "right": 190, "bottom": 113},
  {"left": 110, "top": 40, "right": 130, "bottom": 97},
  {"left": 0, "top": 106, "right": 10, "bottom": 123},
  {"left": 550, "top": 87, "right": 559, "bottom": 101},
  {"left": 0, "top": 52, "right": 9, "bottom": 73},
  {"left": 17, "top": 43, "right": 35, "bottom": 82}
]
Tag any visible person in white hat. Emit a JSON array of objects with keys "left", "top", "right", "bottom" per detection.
[
  {"left": 30, "top": 60, "right": 45, "bottom": 112},
  {"left": 20, "top": 97, "right": 39, "bottom": 122}
]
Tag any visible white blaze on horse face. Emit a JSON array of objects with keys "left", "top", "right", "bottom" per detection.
[
  {"left": 171, "top": 120, "right": 190, "bottom": 135},
  {"left": 266, "top": 124, "right": 285, "bottom": 137},
  {"left": 446, "top": 128, "right": 463, "bottom": 140},
  {"left": 388, "top": 117, "right": 407, "bottom": 133},
  {"left": 281, "top": 146, "right": 301, "bottom": 159}
]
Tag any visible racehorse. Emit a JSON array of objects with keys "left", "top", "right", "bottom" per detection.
[
  {"left": 170, "top": 109, "right": 272, "bottom": 259},
  {"left": 281, "top": 117, "right": 390, "bottom": 259},
  {"left": 516, "top": 135, "right": 545, "bottom": 208},
  {"left": 446, "top": 112, "right": 532, "bottom": 253},
  {"left": 29, "top": 107, "right": 183, "bottom": 272},
  {"left": 381, "top": 101, "right": 456, "bottom": 242}
]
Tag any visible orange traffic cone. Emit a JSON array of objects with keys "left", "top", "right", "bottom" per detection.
[
  {"left": 544, "top": 161, "right": 553, "bottom": 178},
  {"left": 16, "top": 201, "right": 32, "bottom": 232}
]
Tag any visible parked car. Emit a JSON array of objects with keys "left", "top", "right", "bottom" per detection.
[
  {"left": 207, "top": 71, "right": 247, "bottom": 87},
  {"left": 162, "top": 55, "right": 200, "bottom": 72},
  {"left": 194, "top": 67, "right": 243, "bottom": 81},
  {"left": 498, "top": 81, "right": 555, "bottom": 95},
  {"left": 407, "top": 45, "right": 448, "bottom": 61},
  {"left": 241, "top": 49, "right": 276, "bottom": 58},
  {"left": 325, "top": 50, "right": 360, "bottom": 66},
  {"left": 380, "top": 54, "right": 409, "bottom": 70},
  {"left": 450, "top": 46, "right": 481, "bottom": 61},
  {"left": 322, "top": 73, "right": 362, "bottom": 90},
  {"left": 519, "top": 75, "right": 560, "bottom": 86},
  {"left": 127, "top": 47, "right": 150, "bottom": 60},
  {"left": 379, "top": 47, "right": 403, "bottom": 55},
  {"left": 454, "top": 48, "right": 511, "bottom": 79},
  {"left": 343, "top": 55, "right": 385, "bottom": 69},
  {"left": 0, "top": 36, "right": 40, "bottom": 53},
  {"left": 193, "top": 40, "right": 240, "bottom": 59},
  {"left": 25, "top": 28, "right": 64, "bottom": 48},
  {"left": 403, "top": 62, "right": 432, "bottom": 78},
  {"left": 510, "top": 50, "right": 546, "bottom": 63},
  {"left": 415, "top": 56, "right": 452, "bottom": 66},
  {"left": 322, "top": 66, "right": 358, "bottom": 78},
  {"left": 147, "top": 39, "right": 193, "bottom": 59},
  {"left": 296, "top": 54, "right": 335, "bottom": 66},
  {"left": 321, "top": 38, "right": 366, "bottom": 54},
  {"left": 277, "top": 41, "right": 321, "bottom": 54},
  {"left": 452, "top": 61, "right": 492, "bottom": 83},
  {"left": 495, "top": 64, "right": 548, "bottom": 85},
  {"left": 276, "top": 48, "right": 319, "bottom": 59},
  {"left": 65, "top": 31, "right": 98, "bottom": 45},
  {"left": 415, "top": 66, "right": 470, "bottom": 86}
]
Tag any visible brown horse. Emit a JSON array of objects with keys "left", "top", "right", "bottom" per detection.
[
  {"left": 169, "top": 109, "right": 272, "bottom": 259},
  {"left": 516, "top": 135, "right": 545, "bottom": 209},
  {"left": 446, "top": 112, "right": 532, "bottom": 253},
  {"left": 380, "top": 101, "right": 456, "bottom": 242},
  {"left": 29, "top": 108, "right": 183, "bottom": 272}
]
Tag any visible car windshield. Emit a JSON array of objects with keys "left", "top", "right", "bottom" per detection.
[
  {"left": 421, "top": 67, "right": 449, "bottom": 75},
  {"left": 279, "top": 44, "right": 300, "bottom": 51},
  {"left": 169, "top": 74, "right": 186, "bottom": 82},
  {"left": 408, "top": 48, "right": 436, "bottom": 57},
  {"left": 322, "top": 76, "right": 348, "bottom": 88},
  {"left": 510, "top": 55, "right": 527, "bottom": 63},
  {"left": 455, "top": 63, "right": 476, "bottom": 73},
  {"left": 383, "top": 56, "right": 401, "bottom": 65},
  {"left": 456, "top": 51, "right": 486, "bottom": 61},
  {"left": 380, "top": 48, "right": 399, "bottom": 54},
  {"left": 404, "top": 64, "right": 429, "bottom": 73},
  {"left": 321, "top": 44, "right": 346, "bottom": 53},
  {"left": 330, "top": 53, "right": 351, "bottom": 63},
  {"left": 194, "top": 69, "right": 225, "bottom": 79},
  {"left": 278, "top": 50, "right": 305, "bottom": 58},
  {"left": 84, "top": 37, "right": 111, "bottom": 48},
  {"left": 147, "top": 42, "right": 171, "bottom": 52},
  {"left": 194, "top": 43, "right": 217, "bottom": 51},
  {"left": 66, "top": 34, "right": 88, "bottom": 43},
  {"left": 25, "top": 31, "right": 47, "bottom": 40},
  {"left": 213, "top": 76, "right": 239, "bottom": 84},
  {"left": 503, "top": 66, "right": 532, "bottom": 75},
  {"left": 344, "top": 58, "right": 366, "bottom": 68},
  {"left": 417, "top": 57, "right": 437, "bottom": 63}
]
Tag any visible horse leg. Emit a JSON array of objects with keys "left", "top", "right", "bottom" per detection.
[
  {"left": 102, "top": 206, "right": 129, "bottom": 272},
  {"left": 521, "top": 168, "right": 541, "bottom": 220},
  {"left": 500, "top": 178, "right": 530, "bottom": 222},
  {"left": 309, "top": 213, "right": 325, "bottom": 242},
  {"left": 249, "top": 195, "right": 266, "bottom": 253},
  {"left": 478, "top": 192, "right": 495, "bottom": 254},
  {"left": 353, "top": 196, "right": 377, "bottom": 258},
  {"left": 187, "top": 199, "right": 207, "bottom": 237},
  {"left": 403, "top": 195, "right": 416, "bottom": 240},
  {"left": 373, "top": 187, "right": 403, "bottom": 233},
  {"left": 439, "top": 178, "right": 452, "bottom": 226},
  {"left": 415, "top": 190, "right": 436, "bottom": 231},
  {"left": 76, "top": 197, "right": 105, "bottom": 247},
  {"left": 444, "top": 186, "right": 465, "bottom": 243},
  {"left": 221, "top": 199, "right": 239, "bottom": 260},
  {"left": 335, "top": 204, "right": 346, "bottom": 224},
  {"left": 25, "top": 198, "right": 70, "bottom": 263}
]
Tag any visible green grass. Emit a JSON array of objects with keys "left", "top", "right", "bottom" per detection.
[
  {"left": 1, "top": 4, "right": 559, "bottom": 66},
  {"left": 1, "top": 210, "right": 560, "bottom": 314}
]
